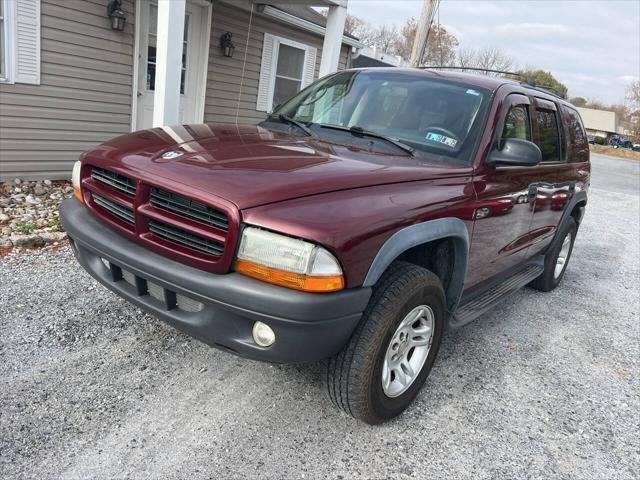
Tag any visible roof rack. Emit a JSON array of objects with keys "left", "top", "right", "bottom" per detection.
[
  {"left": 418, "top": 66, "right": 567, "bottom": 100},
  {"left": 523, "top": 84, "right": 567, "bottom": 100}
]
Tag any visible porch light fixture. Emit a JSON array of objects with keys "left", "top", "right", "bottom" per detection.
[
  {"left": 107, "top": 0, "right": 126, "bottom": 31},
  {"left": 220, "top": 32, "right": 235, "bottom": 58}
]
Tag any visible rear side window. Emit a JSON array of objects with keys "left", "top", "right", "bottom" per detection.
[
  {"left": 563, "top": 106, "right": 589, "bottom": 162},
  {"left": 536, "top": 109, "right": 561, "bottom": 162},
  {"left": 502, "top": 105, "right": 531, "bottom": 141}
]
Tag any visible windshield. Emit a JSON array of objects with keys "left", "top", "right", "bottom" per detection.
[{"left": 269, "top": 70, "right": 492, "bottom": 163}]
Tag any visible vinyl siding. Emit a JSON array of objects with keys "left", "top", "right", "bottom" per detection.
[
  {"left": 204, "top": 1, "right": 350, "bottom": 125},
  {"left": 0, "top": 0, "right": 136, "bottom": 181},
  {"left": 0, "top": 0, "right": 351, "bottom": 180}
]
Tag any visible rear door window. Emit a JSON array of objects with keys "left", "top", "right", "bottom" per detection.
[
  {"left": 562, "top": 106, "right": 589, "bottom": 162},
  {"left": 536, "top": 109, "right": 562, "bottom": 162}
]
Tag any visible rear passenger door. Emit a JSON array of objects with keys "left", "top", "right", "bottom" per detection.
[{"left": 526, "top": 98, "right": 569, "bottom": 256}]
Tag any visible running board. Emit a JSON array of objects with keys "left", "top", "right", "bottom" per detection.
[{"left": 450, "top": 263, "right": 544, "bottom": 328}]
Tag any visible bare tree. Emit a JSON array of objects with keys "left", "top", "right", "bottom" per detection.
[
  {"left": 627, "top": 80, "right": 640, "bottom": 113},
  {"left": 423, "top": 23, "right": 458, "bottom": 66},
  {"left": 452, "top": 46, "right": 516, "bottom": 75},
  {"left": 371, "top": 25, "right": 400, "bottom": 53},
  {"left": 394, "top": 17, "right": 417, "bottom": 59},
  {"left": 392, "top": 17, "right": 458, "bottom": 66},
  {"left": 473, "top": 46, "right": 514, "bottom": 73},
  {"left": 626, "top": 80, "right": 640, "bottom": 139},
  {"left": 343, "top": 14, "right": 378, "bottom": 46},
  {"left": 456, "top": 46, "right": 476, "bottom": 69}
]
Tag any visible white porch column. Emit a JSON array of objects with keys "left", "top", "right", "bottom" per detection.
[
  {"left": 153, "top": 0, "right": 186, "bottom": 127},
  {"left": 318, "top": 2, "right": 348, "bottom": 78}
]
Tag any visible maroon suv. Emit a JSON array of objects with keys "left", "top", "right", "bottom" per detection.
[{"left": 60, "top": 68, "right": 590, "bottom": 424}]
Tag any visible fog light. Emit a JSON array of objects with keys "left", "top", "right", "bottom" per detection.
[{"left": 252, "top": 321, "right": 275, "bottom": 347}]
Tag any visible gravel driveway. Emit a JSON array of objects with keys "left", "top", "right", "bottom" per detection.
[{"left": 1, "top": 155, "right": 638, "bottom": 480}]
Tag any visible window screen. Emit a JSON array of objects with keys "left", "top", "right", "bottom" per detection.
[{"left": 273, "top": 44, "right": 306, "bottom": 107}]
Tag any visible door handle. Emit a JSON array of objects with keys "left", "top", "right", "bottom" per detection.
[{"left": 527, "top": 185, "right": 538, "bottom": 202}]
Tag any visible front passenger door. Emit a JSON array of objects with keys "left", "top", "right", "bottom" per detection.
[{"left": 466, "top": 94, "right": 539, "bottom": 288}]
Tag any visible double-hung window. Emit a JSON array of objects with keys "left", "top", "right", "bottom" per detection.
[
  {"left": 0, "top": 0, "right": 12, "bottom": 82},
  {"left": 0, "top": 0, "right": 40, "bottom": 85},
  {"left": 257, "top": 33, "right": 317, "bottom": 112}
]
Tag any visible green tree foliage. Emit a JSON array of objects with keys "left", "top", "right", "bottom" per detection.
[
  {"left": 569, "top": 97, "right": 588, "bottom": 107},
  {"left": 518, "top": 69, "right": 569, "bottom": 98}
]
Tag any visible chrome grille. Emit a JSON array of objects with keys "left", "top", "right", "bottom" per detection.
[
  {"left": 149, "top": 220, "right": 224, "bottom": 256},
  {"left": 91, "top": 167, "right": 137, "bottom": 196},
  {"left": 93, "top": 194, "right": 135, "bottom": 224},
  {"left": 150, "top": 188, "right": 228, "bottom": 231}
]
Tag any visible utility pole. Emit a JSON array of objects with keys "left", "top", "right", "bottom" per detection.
[{"left": 410, "top": 0, "right": 438, "bottom": 67}]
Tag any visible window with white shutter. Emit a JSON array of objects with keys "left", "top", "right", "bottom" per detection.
[
  {"left": 256, "top": 33, "right": 316, "bottom": 112},
  {"left": 0, "top": 0, "right": 40, "bottom": 84}
]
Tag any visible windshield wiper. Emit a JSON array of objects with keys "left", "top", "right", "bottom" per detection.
[
  {"left": 319, "top": 124, "right": 415, "bottom": 156},
  {"left": 271, "top": 114, "right": 316, "bottom": 137}
]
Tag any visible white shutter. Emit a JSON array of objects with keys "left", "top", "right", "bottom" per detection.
[
  {"left": 256, "top": 33, "right": 276, "bottom": 112},
  {"left": 302, "top": 46, "right": 317, "bottom": 87},
  {"left": 14, "top": 0, "right": 40, "bottom": 84}
]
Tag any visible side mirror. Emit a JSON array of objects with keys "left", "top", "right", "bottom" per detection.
[{"left": 487, "top": 138, "right": 542, "bottom": 167}]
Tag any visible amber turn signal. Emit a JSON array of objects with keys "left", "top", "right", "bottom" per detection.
[
  {"left": 235, "top": 259, "right": 345, "bottom": 293},
  {"left": 71, "top": 161, "right": 84, "bottom": 204},
  {"left": 73, "top": 186, "right": 84, "bottom": 203}
]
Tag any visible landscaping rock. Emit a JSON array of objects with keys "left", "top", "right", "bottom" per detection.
[{"left": 1, "top": 179, "right": 73, "bottom": 248}]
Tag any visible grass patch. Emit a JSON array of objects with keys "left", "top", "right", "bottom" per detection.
[
  {"left": 15, "top": 222, "right": 38, "bottom": 234},
  {"left": 590, "top": 144, "right": 640, "bottom": 161},
  {"left": 49, "top": 216, "right": 64, "bottom": 232}
]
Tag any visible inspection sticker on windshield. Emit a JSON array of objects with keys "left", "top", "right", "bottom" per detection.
[{"left": 425, "top": 132, "right": 458, "bottom": 148}]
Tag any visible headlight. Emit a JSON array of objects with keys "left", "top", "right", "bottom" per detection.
[
  {"left": 235, "top": 227, "right": 344, "bottom": 293},
  {"left": 71, "top": 160, "right": 83, "bottom": 203}
]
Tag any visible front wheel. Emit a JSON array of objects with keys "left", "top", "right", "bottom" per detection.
[{"left": 326, "top": 262, "right": 445, "bottom": 424}]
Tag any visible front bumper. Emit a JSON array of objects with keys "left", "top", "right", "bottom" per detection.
[{"left": 60, "top": 199, "right": 371, "bottom": 363}]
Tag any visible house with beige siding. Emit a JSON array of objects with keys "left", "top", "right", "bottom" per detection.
[{"left": 0, "top": 0, "right": 360, "bottom": 181}]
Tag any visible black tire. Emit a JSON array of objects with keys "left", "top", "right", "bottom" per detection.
[
  {"left": 326, "top": 261, "right": 446, "bottom": 424},
  {"left": 529, "top": 217, "right": 577, "bottom": 292}
]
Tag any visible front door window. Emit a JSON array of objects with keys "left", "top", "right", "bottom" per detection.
[
  {"left": 502, "top": 105, "right": 531, "bottom": 142},
  {"left": 146, "top": 4, "right": 189, "bottom": 94}
]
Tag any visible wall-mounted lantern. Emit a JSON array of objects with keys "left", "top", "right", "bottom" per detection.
[
  {"left": 107, "top": 0, "right": 126, "bottom": 31},
  {"left": 220, "top": 32, "right": 235, "bottom": 58}
]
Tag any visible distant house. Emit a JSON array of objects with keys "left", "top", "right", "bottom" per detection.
[
  {"left": 0, "top": 0, "right": 362, "bottom": 181},
  {"left": 351, "top": 46, "right": 408, "bottom": 68},
  {"left": 575, "top": 107, "right": 618, "bottom": 140}
]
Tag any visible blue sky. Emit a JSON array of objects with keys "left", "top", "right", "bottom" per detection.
[{"left": 346, "top": 0, "right": 640, "bottom": 104}]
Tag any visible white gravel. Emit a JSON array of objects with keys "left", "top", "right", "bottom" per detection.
[{"left": 1, "top": 157, "right": 638, "bottom": 479}]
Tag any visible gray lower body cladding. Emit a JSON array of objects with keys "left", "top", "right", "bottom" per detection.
[{"left": 59, "top": 199, "right": 371, "bottom": 364}]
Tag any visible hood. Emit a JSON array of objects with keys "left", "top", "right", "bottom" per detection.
[{"left": 82, "top": 124, "right": 472, "bottom": 210}]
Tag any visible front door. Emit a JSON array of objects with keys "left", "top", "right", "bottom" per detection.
[
  {"left": 466, "top": 94, "right": 539, "bottom": 288},
  {"left": 135, "top": 0, "right": 209, "bottom": 129}
]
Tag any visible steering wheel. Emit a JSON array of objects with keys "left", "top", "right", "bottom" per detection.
[{"left": 425, "top": 126, "right": 459, "bottom": 142}]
